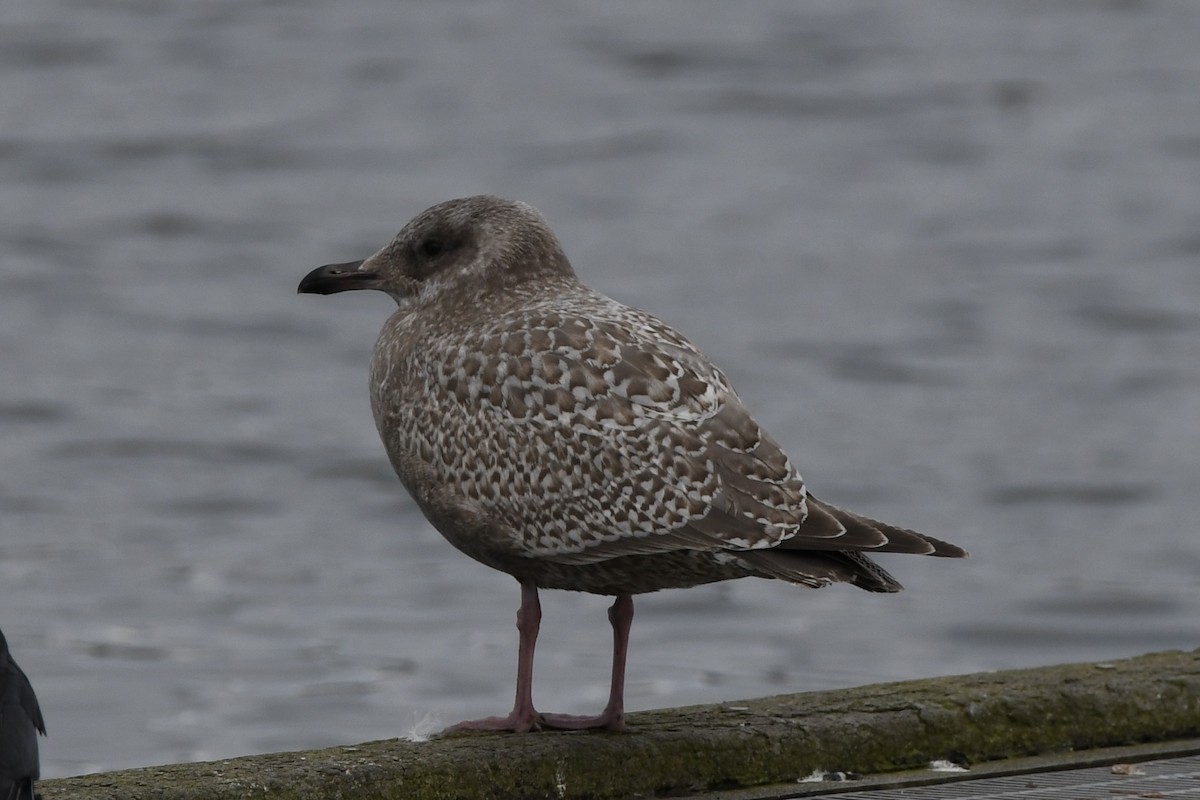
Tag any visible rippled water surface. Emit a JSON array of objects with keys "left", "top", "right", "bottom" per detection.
[{"left": 2, "top": 0, "right": 1198, "bottom": 778}]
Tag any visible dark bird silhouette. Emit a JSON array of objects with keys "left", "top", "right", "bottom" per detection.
[
  {"left": 299, "top": 195, "right": 968, "bottom": 732},
  {"left": 0, "top": 628, "right": 45, "bottom": 800}
]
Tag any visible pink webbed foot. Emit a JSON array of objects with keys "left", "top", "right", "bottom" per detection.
[
  {"left": 444, "top": 710, "right": 544, "bottom": 733},
  {"left": 538, "top": 708, "right": 624, "bottom": 731},
  {"left": 446, "top": 706, "right": 623, "bottom": 734}
]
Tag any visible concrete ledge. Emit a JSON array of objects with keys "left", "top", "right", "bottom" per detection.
[{"left": 41, "top": 649, "right": 1200, "bottom": 800}]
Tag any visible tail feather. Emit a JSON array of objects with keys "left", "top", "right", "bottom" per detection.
[
  {"left": 782, "top": 495, "right": 968, "bottom": 558},
  {"left": 737, "top": 549, "right": 903, "bottom": 593}
]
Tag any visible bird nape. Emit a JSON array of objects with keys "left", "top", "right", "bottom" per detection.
[
  {"left": 0, "top": 628, "right": 46, "bottom": 800},
  {"left": 299, "top": 194, "right": 968, "bottom": 733}
]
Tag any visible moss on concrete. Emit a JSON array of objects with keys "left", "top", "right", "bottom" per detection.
[{"left": 40, "top": 649, "right": 1200, "bottom": 800}]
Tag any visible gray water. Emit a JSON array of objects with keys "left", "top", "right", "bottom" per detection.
[{"left": 2, "top": 0, "right": 1198, "bottom": 779}]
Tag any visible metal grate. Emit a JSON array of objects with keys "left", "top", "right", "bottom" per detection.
[{"left": 810, "top": 753, "right": 1200, "bottom": 799}]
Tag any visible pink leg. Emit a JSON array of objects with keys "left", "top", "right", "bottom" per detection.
[
  {"left": 540, "top": 594, "right": 634, "bottom": 731},
  {"left": 446, "top": 581, "right": 545, "bottom": 733}
]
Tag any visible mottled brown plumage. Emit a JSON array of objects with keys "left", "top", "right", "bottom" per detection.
[{"left": 299, "top": 195, "right": 967, "bottom": 732}]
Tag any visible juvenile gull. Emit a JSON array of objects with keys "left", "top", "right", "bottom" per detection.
[
  {"left": 298, "top": 195, "right": 968, "bottom": 733},
  {"left": 0, "top": 628, "right": 45, "bottom": 800}
]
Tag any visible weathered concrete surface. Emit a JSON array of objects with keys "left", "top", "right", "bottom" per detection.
[
  {"left": 39, "top": 649, "right": 1200, "bottom": 800},
  {"left": 674, "top": 738, "right": 1200, "bottom": 799}
]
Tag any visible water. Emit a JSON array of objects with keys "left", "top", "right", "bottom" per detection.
[{"left": 1, "top": 0, "right": 1198, "bottom": 779}]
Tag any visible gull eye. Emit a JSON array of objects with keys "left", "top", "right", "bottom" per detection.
[{"left": 419, "top": 239, "right": 446, "bottom": 259}]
